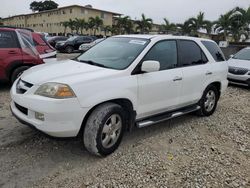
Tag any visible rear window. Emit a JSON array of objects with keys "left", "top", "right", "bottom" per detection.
[{"left": 202, "top": 41, "right": 225, "bottom": 62}]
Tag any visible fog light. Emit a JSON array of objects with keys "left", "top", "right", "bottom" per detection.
[{"left": 35, "top": 112, "right": 44, "bottom": 121}]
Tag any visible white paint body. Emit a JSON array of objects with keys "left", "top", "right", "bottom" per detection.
[{"left": 10, "top": 35, "right": 228, "bottom": 137}]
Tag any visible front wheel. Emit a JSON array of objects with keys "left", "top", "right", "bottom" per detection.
[
  {"left": 11, "top": 66, "right": 30, "bottom": 84},
  {"left": 197, "top": 85, "right": 219, "bottom": 116},
  {"left": 83, "top": 103, "right": 126, "bottom": 156}
]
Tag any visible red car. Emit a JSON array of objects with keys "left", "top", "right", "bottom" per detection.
[{"left": 0, "top": 27, "right": 56, "bottom": 83}]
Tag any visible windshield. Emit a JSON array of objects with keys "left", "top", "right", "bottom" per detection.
[
  {"left": 76, "top": 37, "right": 149, "bottom": 70},
  {"left": 67, "top": 36, "right": 78, "bottom": 42},
  {"left": 233, "top": 48, "right": 250, "bottom": 61}
]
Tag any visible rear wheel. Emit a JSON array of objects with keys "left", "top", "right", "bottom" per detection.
[
  {"left": 65, "top": 46, "right": 74, "bottom": 54},
  {"left": 11, "top": 66, "right": 30, "bottom": 84},
  {"left": 83, "top": 103, "right": 126, "bottom": 156},
  {"left": 197, "top": 85, "right": 219, "bottom": 116}
]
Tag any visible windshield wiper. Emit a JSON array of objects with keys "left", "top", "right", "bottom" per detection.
[{"left": 77, "top": 60, "right": 109, "bottom": 68}]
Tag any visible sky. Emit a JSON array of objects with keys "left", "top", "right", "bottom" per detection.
[{"left": 1, "top": 0, "right": 250, "bottom": 24}]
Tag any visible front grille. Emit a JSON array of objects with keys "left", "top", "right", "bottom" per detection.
[
  {"left": 229, "top": 67, "right": 249, "bottom": 75},
  {"left": 16, "top": 79, "right": 33, "bottom": 94},
  {"left": 15, "top": 103, "right": 28, "bottom": 115}
]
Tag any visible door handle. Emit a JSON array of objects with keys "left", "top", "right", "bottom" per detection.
[
  {"left": 8, "top": 51, "right": 17, "bottom": 54},
  {"left": 173, "top": 76, "right": 183, "bottom": 81},
  {"left": 206, "top": 71, "right": 213, "bottom": 75}
]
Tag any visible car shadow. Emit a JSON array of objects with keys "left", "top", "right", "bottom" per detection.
[
  {"left": 228, "top": 83, "right": 249, "bottom": 90},
  {"left": 0, "top": 81, "right": 11, "bottom": 91}
]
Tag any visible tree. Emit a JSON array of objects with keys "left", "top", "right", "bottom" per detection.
[
  {"left": 61, "top": 21, "right": 69, "bottom": 35},
  {"left": 115, "top": 16, "right": 134, "bottom": 34},
  {"left": 188, "top": 12, "right": 211, "bottom": 34},
  {"left": 214, "top": 10, "right": 234, "bottom": 40},
  {"left": 103, "top": 25, "right": 112, "bottom": 36},
  {"left": 176, "top": 20, "right": 193, "bottom": 35},
  {"left": 68, "top": 19, "right": 76, "bottom": 33},
  {"left": 30, "top": 0, "right": 58, "bottom": 12},
  {"left": 136, "top": 14, "right": 153, "bottom": 34},
  {"left": 75, "top": 18, "right": 88, "bottom": 35},
  {"left": 160, "top": 18, "right": 176, "bottom": 34},
  {"left": 0, "top": 17, "right": 3, "bottom": 26},
  {"left": 88, "top": 16, "right": 103, "bottom": 35}
]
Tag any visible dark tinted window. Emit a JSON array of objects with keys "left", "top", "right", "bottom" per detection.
[
  {"left": 201, "top": 41, "right": 225, "bottom": 62},
  {"left": 0, "top": 31, "right": 19, "bottom": 48},
  {"left": 178, "top": 40, "right": 207, "bottom": 66},
  {"left": 143, "top": 40, "right": 177, "bottom": 70}
]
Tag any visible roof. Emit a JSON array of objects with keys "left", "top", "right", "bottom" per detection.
[
  {"left": 2, "top": 4, "right": 122, "bottom": 20},
  {"left": 114, "top": 34, "right": 214, "bottom": 42}
]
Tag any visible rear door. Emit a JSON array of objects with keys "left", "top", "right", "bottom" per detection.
[
  {"left": 0, "top": 30, "right": 22, "bottom": 80},
  {"left": 177, "top": 40, "right": 210, "bottom": 106},
  {"left": 137, "top": 40, "right": 183, "bottom": 119}
]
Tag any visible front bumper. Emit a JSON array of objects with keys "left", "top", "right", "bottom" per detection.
[
  {"left": 228, "top": 73, "right": 250, "bottom": 86},
  {"left": 10, "top": 80, "right": 90, "bottom": 137}
]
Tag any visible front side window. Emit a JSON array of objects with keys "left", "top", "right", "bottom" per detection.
[
  {"left": 202, "top": 41, "right": 225, "bottom": 62},
  {"left": 232, "top": 48, "right": 250, "bottom": 61},
  {"left": 76, "top": 37, "right": 149, "bottom": 70},
  {"left": 143, "top": 40, "right": 177, "bottom": 70},
  {"left": 0, "top": 31, "right": 19, "bottom": 48},
  {"left": 178, "top": 40, "right": 207, "bottom": 66}
]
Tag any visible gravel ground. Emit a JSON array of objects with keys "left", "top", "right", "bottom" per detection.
[{"left": 0, "top": 53, "right": 249, "bottom": 188}]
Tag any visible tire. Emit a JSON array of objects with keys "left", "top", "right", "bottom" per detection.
[
  {"left": 196, "top": 85, "right": 219, "bottom": 116},
  {"left": 65, "top": 46, "right": 74, "bottom": 54},
  {"left": 11, "top": 66, "right": 30, "bottom": 84},
  {"left": 83, "top": 103, "right": 126, "bottom": 156}
]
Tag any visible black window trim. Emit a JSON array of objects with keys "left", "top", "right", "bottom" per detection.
[
  {"left": 131, "top": 39, "right": 178, "bottom": 75},
  {"left": 176, "top": 39, "right": 209, "bottom": 68}
]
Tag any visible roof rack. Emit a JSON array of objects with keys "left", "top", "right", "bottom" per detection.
[{"left": 0, "top": 26, "right": 34, "bottom": 32}]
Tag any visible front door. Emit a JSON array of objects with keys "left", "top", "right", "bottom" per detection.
[{"left": 137, "top": 40, "right": 183, "bottom": 119}]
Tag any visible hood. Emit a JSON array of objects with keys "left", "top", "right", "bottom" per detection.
[
  {"left": 21, "top": 59, "right": 117, "bottom": 85},
  {"left": 228, "top": 58, "right": 250, "bottom": 69}
]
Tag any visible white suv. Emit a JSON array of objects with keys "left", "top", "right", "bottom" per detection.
[{"left": 10, "top": 35, "right": 228, "bottom": 156}]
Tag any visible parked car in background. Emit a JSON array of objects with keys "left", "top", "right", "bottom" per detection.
[
  {"left": 11, "top": 35, "right": 228, "bottom": 156},
  {"left": 79, "top": 38, "right": 105, "bottom": 52},
  {"left": 55, "top": 36, "right": 96, "bottom": 53},
  {"left": 0, "top": 27, "right": 55, "bottom": 84},
  {"left": 47, "top": 36, "right": 68, "bottom": 48},
  {"left": 227, "top": 47, "right": 250, "bottom": 87}
]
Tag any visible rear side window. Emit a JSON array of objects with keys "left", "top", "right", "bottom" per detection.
[
  {"left": 201, "top": 41, "right": 225, "bottom": 62},
  {"left": 143, "top": 40, "right": 178, "bottom": 70},
  {"left": 178, "top": 40, "right": 208, "bottom": 67},
  {"left": 0, "top": 31, "right": 19, "bottom": 48}
]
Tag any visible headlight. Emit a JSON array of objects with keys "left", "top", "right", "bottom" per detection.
[{"left": 35, "top": 83, "right": 76, "bottom": 98}]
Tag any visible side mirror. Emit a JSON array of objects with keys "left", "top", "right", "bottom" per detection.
[
  {"left": 229, "top": 54, "right": 234, "bottom": 58},
  {"left": 141, "top": 60, "right": 160, "bottom": 73}
]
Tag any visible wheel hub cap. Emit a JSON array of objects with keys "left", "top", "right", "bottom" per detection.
[
  {"left": 101, "top": 114, "right": 122, "bottom": 148},
  {"left": 204, "top": 90, "right": 216, "bottom": 112}
]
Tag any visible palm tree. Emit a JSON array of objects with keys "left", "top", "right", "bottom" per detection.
[
  {"left": 68, "top": 19, "right": 76, "bottom": 33},
  {"left": 214, "top": 10, "right": 234, "bottom": 40},
  {"left": 188, "top": 12, "right": 211, "bottom": 34},
  {"left": 61, "top": 21, "right": 69, "bottom": 35},
  {"left": 116, "top": 16, "right": 134, "bottom": 34},
  {"left": 161, "top": 18, "right": 176, "bottom": 34},
  {"left": 88, "top": 16, "right": 103, "bottom": 35},
  {"left": 176, "top": 20, "right": 193, "bottom": 35},
  {"left": 103, "top": 25, "right": 112, "bottom": 36},
  {"left": 136, "top": 14, "right": 153, "bottom": 34},
  {"left": 75, "top": 18, "right": 87, "bottom": 34}
]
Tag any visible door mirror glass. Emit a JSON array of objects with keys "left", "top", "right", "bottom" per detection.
[{"left": 141, "top": 60, "right": 160, "bottom": 73}]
